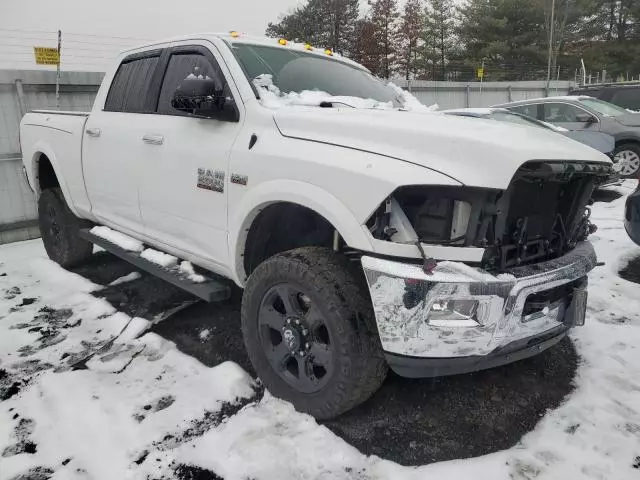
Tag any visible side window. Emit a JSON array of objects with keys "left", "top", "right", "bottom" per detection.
[
  {"left": 157, "top": 52, "right": 230, "bottom": 116},
  {"left": 542, "top": 103, "right": 587, "bottom": 123},
  {"left": 610, "top": 89, "right": 640, "bottom": 111},
  {"left": 104, "top": 55, "right": 160, "bottom": 112},
  {"left": 507, "top": 104, "right": 539, "bottom": 119}
]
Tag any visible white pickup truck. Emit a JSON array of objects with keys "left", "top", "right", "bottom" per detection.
[{"left": 20, "top": 33, "right": 611, "bottom": 419}]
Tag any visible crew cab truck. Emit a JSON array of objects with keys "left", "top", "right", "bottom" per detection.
[{"left": 20, "top": 33, "right": 612, "bottom": 419}]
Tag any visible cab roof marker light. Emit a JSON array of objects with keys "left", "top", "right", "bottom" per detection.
[
  {"left": 324, "top": 48, "right": 333, "bottom": 56},
  {"left": 278, "top": 38, "right": 288, "bottom": 46},
  {"left": 230, "top": 31, "right": 240, "bottom": 38}
]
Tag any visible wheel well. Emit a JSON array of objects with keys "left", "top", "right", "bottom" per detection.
[
  {"left": 37, "top": 154, "right": 59, "bottom": 191},
  {"left": 243, "top": 202, "right": 336, "bottom": 277},
  {"left": 616, "top": 139, "right": 640, "bottom": 148}
]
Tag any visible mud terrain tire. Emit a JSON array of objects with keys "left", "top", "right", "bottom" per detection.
[
  {"left": 38, "top": 188, "right": 93, "bottom": 268},
  {"left": 241, "top": 247, "right": 388, "bottom": 419}
]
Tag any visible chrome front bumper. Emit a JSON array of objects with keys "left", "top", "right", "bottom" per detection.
[{"left": 361, "top": 242, "right": 596, "bottom": 362}]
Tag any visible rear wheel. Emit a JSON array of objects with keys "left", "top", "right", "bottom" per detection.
[
  {"left": 38, "top": 188, "right": 93, "bottom": 267},
  {"left": 241, "top": 247, "right": 388, "bottom": 419},
  {"left": 613, "top": 144, "right": 640, "bottom": 179}
]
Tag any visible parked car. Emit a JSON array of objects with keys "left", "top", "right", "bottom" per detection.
[
  {"left": 494, "top": 96, "right": 640, "bottom": 178},
  {"left": 444, "top": 107, "right": 616, "bottom": 156},
  {"left": 569, "top": 82, "right": 640, "bottom": 112},
  {"left": 20, "top": 33, "right": 611, "bottom": 419},
  {"left": 625, "top": 181, "right": 640, "bottom": 246}
]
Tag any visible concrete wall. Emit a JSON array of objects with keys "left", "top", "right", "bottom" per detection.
[
  {"left": 0, "top": 69, "right": 102, "bottom": 244},
  {"left": 393, "top": 79, "right": 576, "bottom": 109}
]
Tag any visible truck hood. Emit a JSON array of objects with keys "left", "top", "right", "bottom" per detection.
[{"left": 273, "top": 107, "right": 611, "bottom": 189}]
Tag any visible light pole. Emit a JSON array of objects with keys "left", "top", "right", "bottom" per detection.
[{"left": 545, "top": 0, "right": 556, "bottom": 96}]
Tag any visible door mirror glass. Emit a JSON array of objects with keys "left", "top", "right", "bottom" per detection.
[
  {"left": 575, "top": 112, "right": 597, "bottom": 123},
  {"left": 171, "top": 73, "right": 238, "bottom": 121}
]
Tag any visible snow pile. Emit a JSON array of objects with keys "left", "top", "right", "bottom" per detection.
[
  {"left": 90, "top": 226, "right": 144, "bottom": 253},
  {"left": 387, "top": 82, "right": 439, "bottom": 112},
  {"left": 140, "top": 248, "right": 178, "bottom": 268},
  {"left": 252, "top": 74, "right": 438, "bottom": 112},
  {"left": 179, "top": 261, "right": 206, "bottom": 283},
  {"left": 254, "top": 74, "right": 394, "bottom": 110}
]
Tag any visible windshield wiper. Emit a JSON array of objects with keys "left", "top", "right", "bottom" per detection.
[{"left": 319, "top": 101, "right": 356, "bottom": 108}]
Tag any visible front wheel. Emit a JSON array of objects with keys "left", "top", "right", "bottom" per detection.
[
  {"left": 241, "top": 247, "right": 388, "bottom": 419},
  {"left": 613, "top": 144, "right": 640, "bottom": 179},
  {"left": 38, "top": 188, "right": 93, "bottom": 267}
]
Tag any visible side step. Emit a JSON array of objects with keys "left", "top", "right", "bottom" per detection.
[{"left": 79, "top": 229, "right": 231, "bottom": 302}]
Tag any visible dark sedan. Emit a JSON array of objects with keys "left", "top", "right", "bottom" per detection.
[{"left": 625, "top": 182, "right": 640, "bottom": 246}]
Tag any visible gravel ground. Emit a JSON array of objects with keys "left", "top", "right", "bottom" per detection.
[{"left": 71, "top": 252, "right": 579, "bottom": 466}]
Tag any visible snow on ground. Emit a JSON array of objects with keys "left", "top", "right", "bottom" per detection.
[
  {"left": 1, "top": 183, "right": 640, "bottom": 480},
  {"left": 90, "top": 226, "right": 143, "bottom": 253}
]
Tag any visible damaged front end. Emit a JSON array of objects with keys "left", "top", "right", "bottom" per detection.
[{"left": 362, "top": 161, "right": 610, "bottom": 377}]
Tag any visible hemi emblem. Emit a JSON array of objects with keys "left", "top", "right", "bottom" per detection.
[{"left": 231, "top": 173, "right": 248, "bottom": 186}]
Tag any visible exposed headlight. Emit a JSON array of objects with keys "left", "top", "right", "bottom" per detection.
[
  {"left": 426, "top": 296, "right": 501, "bottom": 327},
  {"left": 367, "top": 186, "right": 501, "bottom": 247}
]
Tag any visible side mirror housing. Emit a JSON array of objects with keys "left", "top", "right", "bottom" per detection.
[
  {"left": 576, "top": 112, "right": 597, "bottom": 124},
  {"left": 171, "top": 75, "right": 239, "bottom": 122}
]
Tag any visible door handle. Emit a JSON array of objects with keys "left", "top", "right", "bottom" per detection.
[
  {"left": 142, "top": 134, "right": 164, "bottom": 145},
  {"left": 85, "top": 128, "right": 101, "bottom": 137}
]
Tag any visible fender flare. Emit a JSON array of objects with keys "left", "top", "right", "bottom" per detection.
[
  {"left": 29, "top": 142, "right": 81, "bottom": 217},
  {"left": 228, "top": 179, "right": 374, "bottom": 286},
  {"left": 613, "top": 134, "right": 640, "bottom": 146}
]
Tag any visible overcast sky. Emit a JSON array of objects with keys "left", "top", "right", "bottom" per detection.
[{"left": 0, "top": 0, "right": 305, "bottom": 70}]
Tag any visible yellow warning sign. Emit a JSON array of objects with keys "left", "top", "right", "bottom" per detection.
[
  {"left": 476, "top": 67, "right": 484, "bottom": 79},
  {"left": 33, "top": 47, "right": 60, "bottom": 65}
]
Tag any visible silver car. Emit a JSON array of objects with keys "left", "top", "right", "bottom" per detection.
[
  {"left": 444, "top": 107, "right": 615, "bottom": 156},
  {"left": 494, "top": 96, "right": 640, "bottom": 178}
]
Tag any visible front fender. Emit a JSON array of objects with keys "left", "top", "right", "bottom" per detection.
[{"left": 228, "top": 179, "right": 374, "bottom": 286}]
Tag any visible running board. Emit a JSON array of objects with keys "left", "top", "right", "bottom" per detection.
[{"left": 79, "top": 229, "right": 231, "bottom": 302}]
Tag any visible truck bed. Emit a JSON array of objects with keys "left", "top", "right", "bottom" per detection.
[{"left": 20, "top": 110, "right": 92, "bottom": 218}]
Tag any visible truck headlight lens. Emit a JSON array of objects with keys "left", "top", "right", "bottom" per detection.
[{"left": 427, "top": 297, "right": 498, "bottom": 327}]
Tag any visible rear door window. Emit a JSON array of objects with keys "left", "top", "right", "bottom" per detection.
[
  {"left": 506, "top": 104, "right": 540, "bottom": 120},
  {"left": 105, "top": 54, "right": 160, "bottom": 112},
  {"left": 610, "top": 88, "right": 640, "bottom": 111}
]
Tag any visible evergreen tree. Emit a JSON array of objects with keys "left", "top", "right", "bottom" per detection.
[
  {"left": 351, "top": 18, "right": 380, "bottom": 72},
  {"left": 266, "top": 0, "right": 360, "bottom": 55},
  {"left": 423, "top": 0, "right": 455, "bottom": 80},
  {"left": 397, "top": 0, "right": 424, "bottom": 80},
  {"left": 368, "top": 0, "right": 400, "bottom": 78}
]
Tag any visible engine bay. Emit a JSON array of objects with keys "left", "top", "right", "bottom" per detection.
[{"left": 368, "top": 161, "right": 612, "bottom": 272}]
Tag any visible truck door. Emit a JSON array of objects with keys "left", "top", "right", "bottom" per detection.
[
  {"left": 83, "top": 50, "right": 164, "bottom": 234},
  {"left": 138, "top": 43, "right": 243, "bottom": 271}
]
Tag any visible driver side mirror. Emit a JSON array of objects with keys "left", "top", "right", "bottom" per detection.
[
  {"left": 576, "top": 112, "right": 597, "bottom": 124},
  {"left": 171, "top": 74, "right": 239, "bottom": 122}
]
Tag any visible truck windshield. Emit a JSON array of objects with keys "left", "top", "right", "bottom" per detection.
[{"left": 231, "top": 43, "right": 401, "bottom": 106}]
